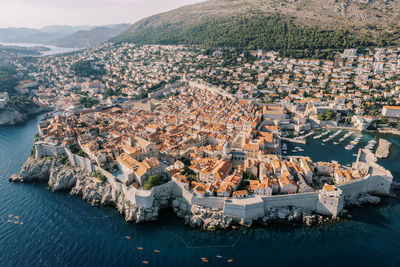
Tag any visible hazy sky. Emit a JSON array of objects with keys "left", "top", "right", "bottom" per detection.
[{"left": 0, "top": 0, "right": 204, "bottom": 28}]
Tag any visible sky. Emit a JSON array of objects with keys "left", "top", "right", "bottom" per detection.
[{"left": 0, "top": 0, "right": 204, "bottom": 29}]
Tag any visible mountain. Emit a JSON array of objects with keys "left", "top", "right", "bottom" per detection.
[
  {"left": 48, "top": 24, "right": 131, "bottom": 48},
  {"left": 40, "top": 25, "right": 96, "bottom": 34},
  {"left": 0, "top": 28, "right": 49, "bottom": 43},
  {"left": 0, "top": 24, "right": 131, "bottom": 49},
  {"left": 0, "top": 25, "right": 94, "bottom": 44},
  {"left": 115, "top": 0, "right": 400, "bottom": 58}
]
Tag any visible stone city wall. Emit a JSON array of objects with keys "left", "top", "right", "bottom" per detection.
[
  {"left": 223, "top": 199, "right": 265, "bottom": 220},
  {"left": 192, "top": 196, "right": 226, "bottom": 210},
  {"left": 188, "top": 80, "right": 235, "bottom": 100},
  {"left": 65, "top": 147, "right": 94, "bottom": 173},
  {"left": 261, "top": 192, "right": 319, "bottom": 211},
  {"left": 35, "top": 142, "right": 66, "bottom": 158},
  {"left": 34, "top": 144, "right": 393, "bottom": 222}
]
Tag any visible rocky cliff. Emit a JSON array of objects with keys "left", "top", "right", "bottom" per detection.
[
  {"left": 0, "top": 105, "right": 46, "bottom": 126},
  {"left": 11, "top": 156, "right": 382, "bottom": 230},
  {"left": 10, "top": 157, "right": 83, "bottom": 191},
  {"left": 10, "top": 157, "right": 162, "bottom": 223}
]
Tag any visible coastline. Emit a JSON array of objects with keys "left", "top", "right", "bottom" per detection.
[
  {"left": 9, "top": 146, "right": 396, "bottom": 231},
  {"left": 0, "top": 106, "right": 52, "bottom": 126},
  {"left": 8, "top": 156, "right": 335, "bottom": 229}
]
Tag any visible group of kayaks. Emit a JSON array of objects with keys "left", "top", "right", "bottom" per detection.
[
  {"left": 124, "top": 235, "right": 234, "bottom": 264},
  {"left": 7, "top": 214, "right": 24, "bottom": 225},
  {"left": 202, "top": 257, "right": 234, "bottom": 263}
]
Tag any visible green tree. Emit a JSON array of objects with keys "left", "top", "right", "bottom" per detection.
[
  {"left": 79, "top": 96, "right": 99, "bottom": 108},
  {"left": 71, "top": 60, "right": 105, "bottom": 78},
  {"left": 317, "top": 113, "right": 326, "bottom": 120},
  {"left": 104, "top": 88, "right": 116, "bottom": 98},
  {"left": 93, "top": 170, "right": 107, "bottom": 182},
  {"left": 326, "top": 110, "right": 337, "bottom": 120},
  {"left": 143, "top": 175, "right": 160, "bottom": 190},
  {"left": 0, "top": 64, "right": 18, "bottom": 94}
]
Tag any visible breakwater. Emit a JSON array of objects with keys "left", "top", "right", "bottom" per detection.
[{"left": 375, "top": 138, "right": 392, "bottom": 159}]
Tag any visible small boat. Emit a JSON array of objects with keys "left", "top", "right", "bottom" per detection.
[
  {"left": 154, "top": 250, "right": 160, "bottom": 253},
  {"left": 15, "top": 216, "right": 19, "bottom": 219},
  {"left": 227, "top": 259, "right": 234, "bottom": 263},
  {"left": 142, "top": 261, "right": 149, "bottom": 264},
  {"left": 216, "top": 255, "right": 222, "bottom": 258},
  {"left": 125, "top": 236, "right": 131, "bottom": 239},
  {"left": 8, "top": 214, "right": 13, "bottom": 218},
  {"left": 137, "top": 247, "right": 144, "bottom": 250}
]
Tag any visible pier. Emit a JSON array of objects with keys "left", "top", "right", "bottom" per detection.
[{"left": 280, "top": 137, "right": 307, "bottom": 144}]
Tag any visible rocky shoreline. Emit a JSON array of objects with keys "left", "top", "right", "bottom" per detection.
[
  {"left": 375, "top": 138, "right": 392, "bottom": 159},
  {"left": 9, "top": 156, "right": 388, "bottom": 231},
  {"left": 0, "top": 105, "right": 49, "bottom": 126}
]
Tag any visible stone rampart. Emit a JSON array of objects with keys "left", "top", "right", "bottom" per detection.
[
  {"left": 35, "top": 142, "right": 66, "bottom": 158},
  {"left": 188, "top": 80, "right": 235, "bottom": 100},
  {"left": 33, "top": 144, "right": 394, "bottom": 222},
  {"left": 65, "top": 147, "right": 94, "bottom": 172},
  {"left": 192, "top": 196, "right": 225, "bottom": 210},
  {"left": 261, "top": 192, "right": 319, "bottom": 211}
]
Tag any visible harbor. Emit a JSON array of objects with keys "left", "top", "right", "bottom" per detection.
[{"left": 281, "top": 128, "right": 396, "bottom": 165}]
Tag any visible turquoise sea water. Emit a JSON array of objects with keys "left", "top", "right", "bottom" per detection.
[{"left": 1, "top": 117, "right": 400, "bottom": 266}]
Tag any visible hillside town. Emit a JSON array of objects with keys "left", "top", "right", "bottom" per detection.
[{"left": 5, "top": 44, "right": 400, "bottom": 130}]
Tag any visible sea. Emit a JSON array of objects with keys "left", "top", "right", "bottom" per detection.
[
  {"left": 1, "top": 116, "right": 400, "bottom": 266},
  {"left": 0, "top": 42, "right": 78, "bottom": 56}
]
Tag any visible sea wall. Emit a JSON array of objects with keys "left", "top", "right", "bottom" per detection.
[
  {"left": 32, "top": 144, "right": 394, "bottom": 227},
  {"left": 192, "top": 196, "right": 225, "bottom": 210},
  {"left": 35, "top": 142, "right": 66, "bottom": 158},
  {"left": 222, "top": 192, "right": 320, "bottom": 221},
  {"left": 65, "top": 147, "right": 94, "bottom": 172}
]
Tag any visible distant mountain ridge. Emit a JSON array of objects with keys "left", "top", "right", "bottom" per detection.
[
  {"left": 0, "top": 24, "right": 131, "bottom": 48},
  {"left": 115, "top": 0, "right": 400, "bottom": 58},
  {"left": 48, "top": 24, "right": 131, "bottom": 48}
]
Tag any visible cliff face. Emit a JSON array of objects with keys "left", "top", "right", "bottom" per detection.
[
  {"left": 11, "top": 156, "right": 384, "bottom": 230},
  {"left": 70, "top": 176, "right": 160, "bottom": 222},
  {"left": 10, "top": 157, "right": 82, "bottom": 191},
  {"left": 0, "top": 105, "right": 45, "bottom": 126},
  {"left": 10, "top": 157, "right": 161, "bottom": 223}
]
